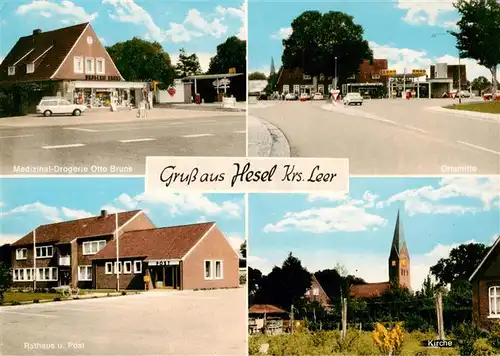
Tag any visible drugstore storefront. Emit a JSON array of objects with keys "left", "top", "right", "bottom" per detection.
[{"left": 70, "top": 80, "right": 148, "bottom": 109}]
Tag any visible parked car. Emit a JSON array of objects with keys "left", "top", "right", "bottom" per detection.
[
  {"left": 284, "top": 93, "right": 298, "bottom": 101},
  {"left": 312, "top": 92, "right": 324, "bottom": 100},
  {"left": 457, "top": 90, "right": 471, "bottom": 98},
  {"left": 483, "top": 92, "right": 500, "bottom": 101},
  {"left": 36, "top": 97, "right": 87, "bottom": 117},
  {"left": 300, "top": 93, "right": 311, "bottom": 101},
  {"left": 343, "top": 92, "right": 363, "bottom": 106}
]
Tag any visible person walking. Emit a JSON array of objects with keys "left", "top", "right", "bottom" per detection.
[{"left": 143, "top": 274, "right": 150, "bottom": 291}]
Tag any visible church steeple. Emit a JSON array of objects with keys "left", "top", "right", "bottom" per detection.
[
  {"left": 388, "top": 210, "right": 411, "bottom": 290},
  {"left": 270, "top": 57, "right": 276, "bottom": 77}
]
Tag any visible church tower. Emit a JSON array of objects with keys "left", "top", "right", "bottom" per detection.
[
  {"left": 270, "top": 57, "right": 276, "bottom": 77},
  {"left": 388, "top": 210, "right": 411, "bottom": 290}
]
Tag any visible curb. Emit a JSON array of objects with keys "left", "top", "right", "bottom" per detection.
[
  {"left": 427, "top": 106, "right": 500, "bottom": 121},
  {"left": 1, "top": 291, "right": 141, "bottom": 307},
  {"left": 248, "top": 115, "right": 290, "bottom": 157}
]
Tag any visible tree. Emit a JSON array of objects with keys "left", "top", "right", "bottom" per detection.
[
  {"left": 248, "top": 267, "right": 262, "bottom": 302},
  {"left": 248, "top": 72, "right": 267, "bottom": 80},
  {"left": 430, "top": 242, "right": 490, "bottom": 286},
  {"left": 253, "top": 253, "right": 311, "bottom": 309},
  {"left": 106, "top": 37, "right": 174, "bottom": 88},
  {"left": 239, "top": 241, "right": 247, "bottom": 259},
  {"left": 450, "top": 0, "right": 500, "bottom": 95},
  {"left": 0, "top": 262, "right": 12, "bottom": 303},
  {"left": 315, "top": 266, "right": 366, "bottom": 302},
  {"left": 281, "top": 11, "right": 373, "bottom": 84},
  {"left": 471, "top": 76, "right": 492, "bottom": 95},
  {"left": 207, "top": 36, "right": 247, "bottom": 101},
  {"left": 175, "top": 48, "right": 202, "bottom": 78}
]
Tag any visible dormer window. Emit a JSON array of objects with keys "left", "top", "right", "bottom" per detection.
[
  {"left": 26, "top": 63, "right": 34, "bottom": 74},
  {"left": 8, "top": 66, "right": 15, "bottom": 75}
]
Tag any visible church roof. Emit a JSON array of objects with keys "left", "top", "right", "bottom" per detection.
[
  {"left": 349, "top": 282, "right": 391, "bottom": 299},
  {"left": 391, "top": 210, "right": 407, "bottom": 257}
]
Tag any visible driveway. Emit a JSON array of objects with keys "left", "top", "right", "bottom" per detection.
[{"left": 0, "top": 288, "right": 247, "bottom": 355}]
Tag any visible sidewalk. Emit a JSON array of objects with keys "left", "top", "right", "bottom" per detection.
[
  {"left": 169, "top": 101, "right": 246, "bottom": 112},
  {"left": 0, "top": 107, "right": 239, "bottom": 128},
  {"left": 248, "top": 115, "right": 290, "bottom": 157},
  {"left": 427, "top": 106, "right": 500, "bottom": 121}
]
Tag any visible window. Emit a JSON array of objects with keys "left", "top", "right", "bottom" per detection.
[
  {"left": 204, "top": 260, "right": 213, "bottom": 280},
  {"left": 105, "top": 262, "right": 113, "bottom": 275},
  {"left": 19, "top": 269, "right": 25, "bottom": 281},
  {"left": 8, "top": 66, "right": 15, "bottom": 75},
  {"left": 282, "top": 85, "right": 289, "bottom": 93},
  {"left": 312, "top": 287, "right": 320, "bottom": 296},
  {"left": 134, "top": 260, "right": 142, "bottom": 274},
  {"left": 74, "top": 56, "right": 83, "bottom": 73},
  {"left": 36, "top": 246, "right": 53, "bottom": 258},
  {"left": 16, "top": 248, "right": 27, "bottom": 260},
  {"left": 33, "top": 267, "right": 57, "bottom": 281},
  {"left": 85, "top": 57, "right": 94, "bottom": 74},
  {"left": 114, "top": 262, "right": 122, "bottom": 274},
  {"left": 58, "top": 100, "right": 71, "bottom": 106},
  {"left": 26, "top": 268, "right": 31, "bottom": 281},
  {"left": 13, "top": 269, "right": 19, "bottom": 281},
  {"left": 124, "top": 261, "right": 132, "bottom": 274},
  {"left": 78, "top": 266, "right": 92, "bottom": 281},
  {"left": 96, "top": 58, "right": 105, "bottom": 74},
  {"left": 26, "top": 63, "right": 35, "bottom": 74},
  {"left": 293, "top": 84, "right": 300, "bottom": 94},
  {"left": 215, "top": 260, "right": 223, "bottom": 279},
  {"left": 317, "top": 84, "right": 324, "bottom": 93},
  {"left": 489, "top": 286, "right": 500, "bottom": 318},
  {"left": 83, "top": 240, "right": 106, "bottom": 255},
  {"left": 391, "top": 260, "right": 396, "bottom": 266}
]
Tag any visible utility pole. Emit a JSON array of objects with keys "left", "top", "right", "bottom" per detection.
[
  {"left": 458, "top": 52, "right": 462, "bottom": 104},
  {"left": 115, "top": 213, "right": 120, "bottom": 292},
  {"left": 33, "top": 228, "right": 36, "bottom": 290},
  {"left": 290, "top": 304, "right": 295, "bottom": 335},
  {"left": 334, "top": 57, "right": 338, "bottom": 90},
  {"left": 341, "top": 297, "right": 347, "bottom": 341},
  {"left": 435, "top": 291, "right": 445, "bottom": 340}
]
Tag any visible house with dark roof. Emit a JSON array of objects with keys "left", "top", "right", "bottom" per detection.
[
  {"left": 304, "top": 274, "right": 332, "bottom": 311},
  {"left": 0, "top": 22, "right": 147, "bottom": 110},
  {"left": 469, "top": 235, "right": 500, "bottom": 331},
  {"left": 10, "top": 210, "right": 239, "bottom": 291},
  {"left": 350, "top": 211, "right": 411, "bottom": 299}
]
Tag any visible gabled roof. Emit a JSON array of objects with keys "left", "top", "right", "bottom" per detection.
[
  {"left": 249, "top": 304, "right": 287, "bottom": 314},
  {"left": 92, "top": 222, "right": 216, "bottom": 260},
  {"left": 469, "top": 235, "right": 500, "bottom": 281},
  {"left": 349, "top": 282, "right": 391, "bottom": 299},
  {"left": 309, "top": 274, "right": 330, "bottom": 301},
  {"left": 11, "top": 210, "right": 141, "bottom": 247},
  {"left": 390, "top": 210, "right": 407, "bottom": 257},
  {"left": 0, "top": 23, "right": 88, "bottom": 83}
]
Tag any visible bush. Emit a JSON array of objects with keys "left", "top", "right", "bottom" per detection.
[
  {"left": 48, "top": 288, "right": 57, "bottom": 293},
  {"left": 473, "top": 338, "right": 495, "bottom": 355},
  {"left": 488, "top": 321, "right": 500, "bottom": 350},
  {"left": 240, "top": 274, "right": 247, "bottom": 285},
  {"left": 372, "top": 322, "right": 404, "bottom": 356},
  {"left": 452, "top": 322, "right": 481, "bottom": 356}
]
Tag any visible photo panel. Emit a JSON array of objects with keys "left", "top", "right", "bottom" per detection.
[
  {"left": 0, "top": 177, "right": 247, "bottom": 355},
  {"left": 0, "top": 0, "right": 247, "bottom": 176},
  {"left": 247, "top": 1, "right": 500, "bottom": 175},
  {"left": 247, "top": 176, "right": 500, "bottom": 355}
]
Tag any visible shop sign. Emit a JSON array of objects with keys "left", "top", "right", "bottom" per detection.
[
  {"left": 85, "top": 75, "right": 122, "bottom": 81},
  {"left": 148, "top": 259, "right": 180, "bottom": 266}
]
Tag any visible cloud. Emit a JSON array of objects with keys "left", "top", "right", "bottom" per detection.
[
  {"left": 0, "top": 234, "right": 21, "bottom": 245},
  {"left": 226, "top": 233, "right": 245, "bottom": 252},
  {"left": 263, "top": 205, "right": 387, "bottom": 234},
  {"left": 271, "top": 27, "right": 292, "bottom": 40},
  {"left": 376, "top": 176, "right": 500, "bottom": 216},
  {"left": 170, "top": 52, "right": 214, "bottom": 73},
  {"left": 17, "top": 0, "right": 98, "bottom": 23},
  {"left": 395, "top": 0, "right": 456, "bottom": 27},
  {"left": 185, "top": 9, "right": 227, "bottom": 38},
  {"left": 111, "top": 192, "right": 243, "bottom": 219},
  {"left": 249, "top": 67, "right": 271, "bottom": 78},
  {"left": 370, "top": 41, "right": 500, "bottom": 81},
  {"left": 216, "top": 2, "right": 246, "bottom": 40},
  {"left": 0, "top": 202, "right": 92, "bottom": 223}
]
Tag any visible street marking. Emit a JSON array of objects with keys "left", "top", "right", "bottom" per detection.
[
  {"left": 405, "top": 125, "right": 427, "bottom": 134},
  {"left": 0, "top": 310, "right": 58, "bottom": 318},
  {"left": 63, "top": 127, "right": 99, "bottom": 132},
  {"left": 367, "top": 116, "right": 397, "bottom": 125},
  {"left": 118, "top": 138, "right": 156, "bottom": 143},
  {"left": 47, "top": 307, "right": 103, "bottom": 312},
  {"left": 0, "top": 134, "right": 34, "bottom": 139},
  {"left": 457, "top": 141, "right": 500, "bottom": 155},
  {"left": 182, "top": 134, "right": 215, "bottom": 138},
  {"left": 42, "top": 144, "right": 85, "bottom": 149},
  {"left": 234, "top": 130, "right": 246, "bottom": 134}
]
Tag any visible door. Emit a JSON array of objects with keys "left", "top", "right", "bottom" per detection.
[{"left": 60, "top": 270, "right": 70, "bottom": 286}]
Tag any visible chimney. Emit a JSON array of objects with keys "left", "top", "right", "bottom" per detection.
[
  {"left": 33, "top": 29, "right": 42, "bottom": 36},
  {"left": 100, "top": 210, "right": 108, "bottom": 219}
]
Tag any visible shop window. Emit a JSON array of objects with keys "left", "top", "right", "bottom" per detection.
[
  {"left": 282, "top": 85, "right": 289, "bottom": 93},
  {"left": 74, "top": 57, "right": 83, "bottom": 74},
  {"left": 96, "top": 58, "right": 105, "bottom": 74}
]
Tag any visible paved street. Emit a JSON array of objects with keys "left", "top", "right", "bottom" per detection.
[
  {"left": 0, "top": 288, "right": 246, "bottom": 356},
  {"left": 249, "top": 99, "right": 500, "bottom": 174},
  {"left": 0, "top": 110, "right": 245, "bottom": 175}
]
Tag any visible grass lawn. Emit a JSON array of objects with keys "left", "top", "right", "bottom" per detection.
[
  {"left": 3, "top": 291, "right": 61, "bottom": 303},
  {"left": 445, "top": 101, "right": 500, "bottom": 114}
]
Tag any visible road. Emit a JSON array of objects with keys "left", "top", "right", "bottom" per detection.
[
  {"left": 0, "top": 289, "right": 246, "bottom": 356},
  {"left": 249, "top": 99, "right": 500, "bottom": 175},
  {"left": 0, "top": 113, "right": 245, "bottom": 175}
]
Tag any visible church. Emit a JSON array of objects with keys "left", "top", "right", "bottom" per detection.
[{"left": 349, "top": 211, "right": 411, "bottom": 298}]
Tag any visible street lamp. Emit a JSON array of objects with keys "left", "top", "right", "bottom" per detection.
[
  {"left": 334, "top": 57, "right": 338, "bottom": 90},
  {"left": 431, "top": 33, "right": 462, "bottom": 103}
]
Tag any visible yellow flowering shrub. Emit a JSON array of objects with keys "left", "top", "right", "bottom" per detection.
[{"left": 372, "top": 322, "right": 404, "bottom": 355}]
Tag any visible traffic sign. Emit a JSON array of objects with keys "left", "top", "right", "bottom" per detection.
[
  {"left": 412, "top": 69, "right": 426, "bottom": 76},
  {"left": 213, "top": 78, "right": 231, "bottom": 87},
  {"left": 380, "top": 69, "right": 397, "bottom": 76}
]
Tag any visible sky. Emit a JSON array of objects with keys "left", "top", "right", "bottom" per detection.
[
  {"left": 0, "top": 178, "right": 246, "bottom": 252},
  {"left": 248, "top": 1, "right": 499, "bottom": 82},
  {"left": 248, "top": 176, "right": 500, "bottom": 292},
  {"left": 0, "top": 0, "right": 246, "bottom": 72}
]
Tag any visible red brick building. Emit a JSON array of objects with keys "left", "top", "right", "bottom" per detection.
[
  {"left": 11, "top": 210, "right": 239, "bottom": 291},
  {"left": 470, "top": 235, "right": 500, "bottom": 331},
  {"left": 350, "top": 211, "right": 411, "bottom": 298},
  {"left": 0, "top": 22, "right": 146, "bottom": 109}
]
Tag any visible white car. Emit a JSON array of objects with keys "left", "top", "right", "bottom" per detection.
[
  {"left": 312, "top": 92, "right": 324, "bottom": 100},
  {"left": 284, "top": 93, "right": 297, "bottom": 101},
  {"left": 457, "top": 90, "right": 471, "bottom": 98},
  {"left": 36, "top": 97, "right": 87, "bottom": 117},
  {"left": 343, "top": 92, "right": 363, "bottom": 106}
]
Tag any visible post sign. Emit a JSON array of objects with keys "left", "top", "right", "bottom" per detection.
[
  {"left": 412, "top": 69, "right": 427, "bottom": 76},
  {"left": 147, "top": 259, "right": 180, "bottom": 266},
  {"left": 380, "top": 69, "right": 397, "bottom": 76}
]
